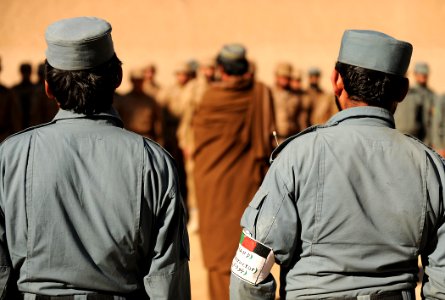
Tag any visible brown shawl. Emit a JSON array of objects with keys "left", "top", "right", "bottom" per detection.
[{"left": 192, "top": 77, "right": 275, "bottom": 270}]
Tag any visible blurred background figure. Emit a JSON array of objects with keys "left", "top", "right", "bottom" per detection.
[
  {"left": 114, "top": 67, "right": 163, "bottom": 142},
  {"left": 271, "top": 62, "right": 300, "bottom": 143},
  {"left": 192, "top": 44, "right": 275, "bottom": 300},
  {"left": 246, "top": 60, "right": 257, "bottom": 80},
  {"left": 29, "top": 62, "right": 59, "bottom": 126},
  {"left": 433, "top": 92, "right": 445, "bottom": 156},
  {"left": 289, "top": 68, "right": 312, "bottom": 131},
  {"left": 307, "top": 66, "right": 323, "bottom": 94},
  {"left": 289, "top": 68, "right": 305, "bottom": 95},
  {"left": 306, "top": 67, "right": 337, "bottom": 125},
  {"left": 158, "top": 62, "right": 194, "bottom": 210},
  {"left": 187, "top": 59, "right": 199, "bottom": 80},
  {"left": 142, "top": 63, "right": 161, "bottom": 99},
  {"left": 177, "top": 57, "right": 216, "bottom": 231},
  {"left": 395, "top": 62, "right": 435, "bottom": 145},
  {"left": 12, "top": 62, "right": 34, "bottom": 130},
  {"left": 0, "top": 57, "right": 21, "bottom": 141}
]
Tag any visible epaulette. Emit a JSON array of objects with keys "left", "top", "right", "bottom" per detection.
[
  {"left": 270, "top": 122, "right": 339, "bottom": 163},
  {"left": 1, "top": 120, "right": 56, "bottom": 145}
]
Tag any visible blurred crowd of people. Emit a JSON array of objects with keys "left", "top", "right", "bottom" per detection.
[
  {"left": 3, "top": 54, "right": 445, "bottom": 204},
  {"left": 0, "top": 59, "right": 58, "bottom": 141},
  {"left": 2, "top": 54, "right": 445, "bottom": 205},
  {"left": 0, "top": 54, "right": 339, "bottom": 209}
]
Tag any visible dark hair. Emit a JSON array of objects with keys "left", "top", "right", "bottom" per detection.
[
  {"left": 216, "top": 56, "right": 249, "bottom": 76},
  {"left": 45, "top": 55, "right": 122, "bottom": 115},
  {"left": 20, "top": 63, "right": 32, "bottom": 76},
  {"left": 335, "top": 61, "right": 408, "bottom": 108}
]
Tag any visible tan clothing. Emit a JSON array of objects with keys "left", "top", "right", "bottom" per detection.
[
  {"left": 0, "top": 84, "right": 21, "bottom": 141},
  {"left": 114, "top": 90, "right": 162, "bottom": 142},
  {"left": 307, "top": 88, "right": 338, "bottom": 125},
  {"left": 177, "top": 76, "right": 211, "bottom": 153},
  {"left": 157, "top": 83, "right": 188, "bottom": 154},
  {"left": 193, "top": 78, "right": 275, "bottom": 299},
  {"left": 271, "top": 87, "right": 310, "bottom": 142},
  {"left": 158, "top": 83, "right": 187, "bottom": 119},
  {"left": 142, "top": 81, "right": 160, "bottom": 99}
]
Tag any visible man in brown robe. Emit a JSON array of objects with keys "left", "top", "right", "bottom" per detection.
[{"left": 192, "top": 44, "right": 275, "bottom": 300}]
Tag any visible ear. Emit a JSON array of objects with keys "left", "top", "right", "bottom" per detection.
[
  {"left": 330, "top": 69, "right": 344, "bottom": 97},
  {"left": 44, "top": 81, "right": 56, "bottom": 100},
  {"left": 395, "top": 77, "right": 409, "bottom": 103}
]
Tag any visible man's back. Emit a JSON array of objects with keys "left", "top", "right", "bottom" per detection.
[
  {"left": 232, "top": 107, "right": 445, "bottom": 299},
  {"left": 0, "top": 109, "right": 190, "bottom": 298},
  {"left": 275, "top": 107, "right": 438, "bottom": 297}
]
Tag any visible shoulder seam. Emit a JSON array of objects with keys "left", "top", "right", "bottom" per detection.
[
  {"left": 2, "top": 120, "right": 56, "bottom": 144},
  {"left": 270, "top": 122, "right": 339, "bottom": 163}
]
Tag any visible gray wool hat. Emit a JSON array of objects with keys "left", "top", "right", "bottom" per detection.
[
  {"left": 414, "top": 62, "right": 429, "bottom": 75},
  {"left": 45, "top": 17, "right": 115, "bottom": 71},
  {"left": 338, "top": 30, "right": 413, "bottom": 76},
  {"left": 218, "top": 44, "right": 247, "bottom": 61},
  {"left": 308, "top": 67, "right": 321, "bottom": 76}
]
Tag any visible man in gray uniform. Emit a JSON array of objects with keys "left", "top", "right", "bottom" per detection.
[
  {"left": 0, "top": 17, "right": 190, "bottom": 299},
  {"left": 394, "top": 62, "right": 435, "bottom": 145},
  {"left": 230, "top": 30, "right": 445, "bottom": 299}
]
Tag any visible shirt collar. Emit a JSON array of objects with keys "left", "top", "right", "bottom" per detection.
[
  {"left": 53, "top": 107, "right": 123, "bottom": 127},
  {"left": 326, "top": 106, "right": 395, "bottom": 129}
]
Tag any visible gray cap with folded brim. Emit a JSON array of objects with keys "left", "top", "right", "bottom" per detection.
[
  {"left": 45, "top": 17, "right": 115, "bottom": 71},
  {"left": 338, "top": 30, "right": 413, "bottom": 76},
  {"left": 218, "top": 44, "right": 247, "bottom": 61}
]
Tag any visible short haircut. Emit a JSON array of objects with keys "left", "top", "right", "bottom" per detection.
[
  {"left": 335, "top": 62, "right": 408, "bottom": 108},
  {"left": 20, "top": 63, "right": 32, "bottom": 76},
  {"left": 216, "top": 56, "right": 249, "bottom": 76},
  {"left": 45, "top": 55, "right": 122, "bottom": 115}
]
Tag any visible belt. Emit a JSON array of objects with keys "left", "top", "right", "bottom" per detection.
[
  {"left": 20, "top": 291, "right": 148, "bottom": 300},
  {"left": 22, "top": 296, "right": 116, "bottom": 300},
  {"left": 330, "top": 290, "right": 415, "bottom": 300}
]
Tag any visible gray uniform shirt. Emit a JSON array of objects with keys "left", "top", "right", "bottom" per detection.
[
  {"left": 394, "top": 84, "right": 435, "bottom": 145},
  {"left": 0, "top": 108, "right": 190, "bottom": 299},
  {"left": 432, "top": 94, "right": 445, "bottom": 150},
  {"left": 230, "top": 106, "right": 445, "bottom": 299}
]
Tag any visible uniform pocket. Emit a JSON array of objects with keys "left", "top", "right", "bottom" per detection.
[
  {"left": 241, "top": 189, "right": 269, "bottom": 237},
  {"left": 249, "top": 189, "right": 268, "bottom": 209}
]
